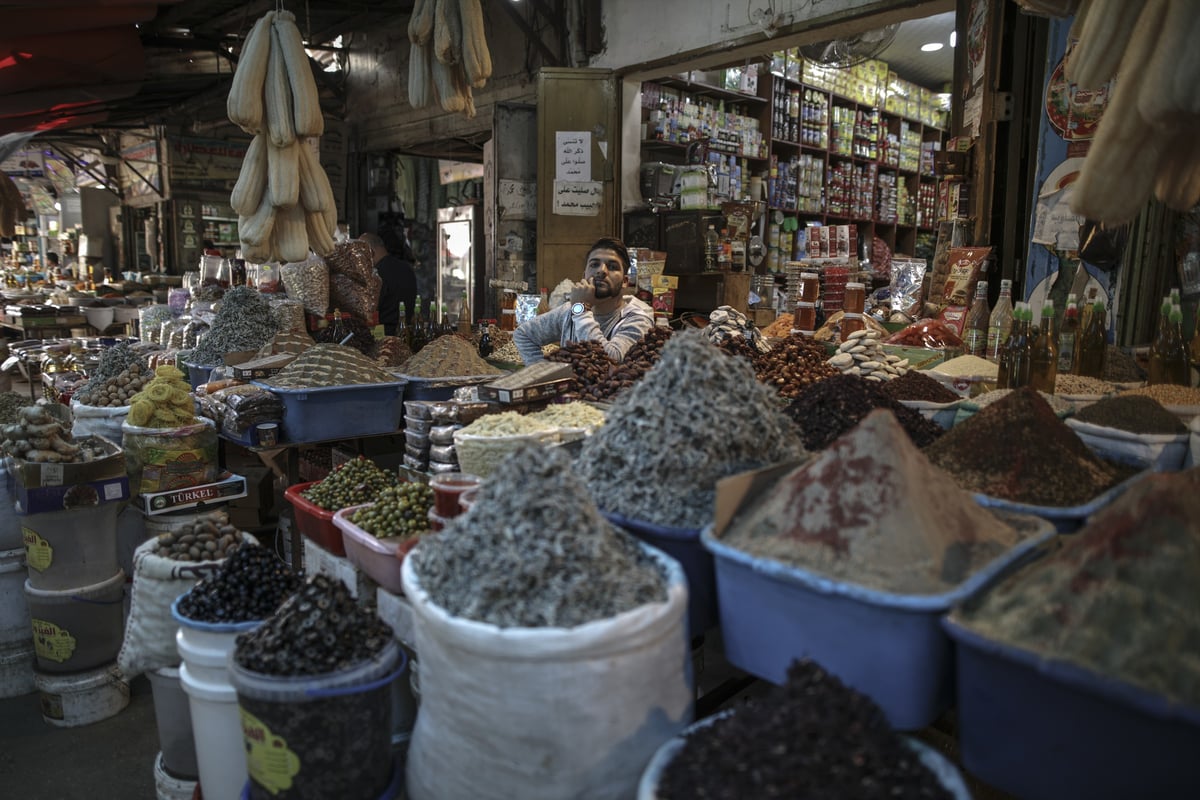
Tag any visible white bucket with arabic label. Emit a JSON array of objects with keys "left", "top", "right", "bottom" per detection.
[
  {"left": 35, "top": 663, "right": 130, "bottom": 727},
  {"left": 25, "top": 570, "right": 126, "bottom": 673}
]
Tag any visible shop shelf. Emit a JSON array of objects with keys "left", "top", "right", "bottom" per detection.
[
  {"left": 943, "top": 616, "right": 1200, "bottom": 800},
  {"left": 700, "top": 518, "right": 1055, "bottom": 730},
  {"left": 283, "top": 481, "right": 345, "bottom": 556},
  {"left": 602, "top": 511, "right": 717, "bottom": 641},
  {"left": 253, "top": 380, "right": 406, "bottom": 444}
]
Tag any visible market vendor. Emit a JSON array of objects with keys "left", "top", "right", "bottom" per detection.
[{"left": 513, "top": 237, "right": 653, "bottom": 364}]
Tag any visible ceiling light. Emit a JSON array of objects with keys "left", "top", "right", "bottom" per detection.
[
  {"left": 920, "top": 42, "right": 944, "bottom": 52},
  {"left": 950, "top": 31, "right": 957, "bottom": 48}
]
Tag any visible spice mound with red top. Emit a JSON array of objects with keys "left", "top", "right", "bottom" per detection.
[{"left": 924, "top": 385, "right": 1126, "bottom": 507}]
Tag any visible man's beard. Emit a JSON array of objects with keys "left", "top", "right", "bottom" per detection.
[{"left": 593, "top": 277, "right": 612, "bottom": 298}]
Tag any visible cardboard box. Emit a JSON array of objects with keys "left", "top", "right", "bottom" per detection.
[
  {"left": 13, "top": 475, "right": 130, "bottom": 515},
  {"left": 230, "top": 466, "right": 274, "bottom": 510},
  {"left": 4, "top": 437, "right": 125, "bottom": 491},
  {"left": 714, "top": 461, "right": 804, "bottom": 537},
  {"left": 140, "top": 472, "right": 248, "bottom": 515},
  {"left": 478, "top": 361, "right": 575, "bottom": 404}
]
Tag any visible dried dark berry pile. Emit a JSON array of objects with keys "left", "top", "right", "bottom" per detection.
[
  {"left": 658, "top": 660, "right": 953, "bottom": 800},
  {"left": 785, "top": 373, "right": 944, "bottom": 450},
  {"left": 925, "top": 386, "right": 1125, "bottom": 506},
  {"left": 176, "top": 544, "right": 300, "bottom": 623},
  {"left": 234, "top": 575, "right": 397, "bottom": 800},
  {"left": 879, "top": 370, "right": 961, "bottom": 404},
  {"left": 234, "top": 574, "right": 393, "bottom": 675}
]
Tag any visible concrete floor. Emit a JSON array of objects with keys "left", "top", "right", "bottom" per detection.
[{"left": 0, "top": 674, "right": 161, "bottom": 799}]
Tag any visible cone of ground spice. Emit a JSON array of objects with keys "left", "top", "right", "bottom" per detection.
[
  {"left": 951, "top": 468, "right": 1200, "bottom": 706},
  {"left": 721, "top": 409, "right": 1041, "bottom": 595},
  {"left": 924, "top": 385, "right": 1124, "bottom": 507}
]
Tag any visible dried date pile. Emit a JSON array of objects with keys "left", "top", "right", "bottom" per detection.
[
  {"left": 723, "top": 410, "right": 1036, "bottom": 595},
  {"left": 548, "top": 327, "right": 673, "bottom": 401},
  {"left": 578, "top": 330, "right": 806, "bottom": 529},
  {"left": 925, "top": 386, "right": 1125, "bottom": 507},
  {"left": 953, "top": 469, "right": 1200, "bottom": 706},
  {"left": 785, "top": 374, "right": 944, "bottom": 451},
  {"left": 751, "top": 335, "right": 838, "bottom": 399},
  {"left": 657, "top": 659, "right": 953, "bottom": 800},
  {"left": 411, "top": 444, "right": 667, "bottom": 628}
]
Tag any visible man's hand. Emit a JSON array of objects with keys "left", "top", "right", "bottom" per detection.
[{"left": 568, "top": 280, "right": 597, "bottom": 305}]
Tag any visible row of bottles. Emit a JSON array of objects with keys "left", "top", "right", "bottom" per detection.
[
  {"left": 703, "top": 224, "right": 747, "bottom": 272},
  {"left": 1148, "top": 289, "right": 1191, "bottom": 385},
  {"left": 395, "top": 292, "right": 475, "bottom": 353}
]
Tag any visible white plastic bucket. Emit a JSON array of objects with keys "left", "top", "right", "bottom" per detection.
[
  {"left": 171, "top": 596, "right": 262, "bottom": 685},
  {"left": 26, "top": 570, "right": 126, "bottom": 673},
  {"left": 180, "top": 661, "right": 249, "bottom": 800},
  {"left": 21, "top": 504, "right": 121, "bottom": 590},
  {"left": 34, "top": 663, "right": 130, "bottom": 727},
  {"left": 0, "top": 548, "right": 31, "bottom": 645},
  {"left": 0, "top": 463, "right": 21, "bottom": 551},
  {"left": 154, "top": 752, "right": 197, "bottom": 800},
  {"left": 147, "top": 665, "right": 200, "bottom": 780},
  {"left": 0, "top": 639, "right": 35, "bottom": 698}
]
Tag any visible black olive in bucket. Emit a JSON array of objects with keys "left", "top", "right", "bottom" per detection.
[{"left": 232, "top": 575, "right": 400, "bottom": 800}]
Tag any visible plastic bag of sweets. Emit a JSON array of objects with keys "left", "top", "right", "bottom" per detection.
[{"left": 940, "top": 246, "right": 992, "bottom": 309}]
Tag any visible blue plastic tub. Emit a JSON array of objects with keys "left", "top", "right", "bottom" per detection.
[
  {"left": 700, "top": 519, "right": 1055, "bottom": 730},
  {"left": 398, "top": 374, "right": 498, "bottom": 403},
  {"left": 183, "top": 362, "right": 217, "bottom": 390},
  {"left": 973, "top": 467, "right": 1148, "bottom": 533},
  {"left": 252, "top": 381, "right": 406, "bottom": 444},
  {"left": 943, "top": 617, "right": 1200, "bottom": 800},
  {"left": 603, "top": 511, "right": 717, "bottom": 641}
]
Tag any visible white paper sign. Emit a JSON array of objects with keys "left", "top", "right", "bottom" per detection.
[
  {"left": 555, "top": 131, "right": 591, "bottom": 181},
  {"left": 553, "top": 181, "right": 603, "bottom": 216},
  {"left": 498, "top": 179, "right": 536, "bottom": 220}
]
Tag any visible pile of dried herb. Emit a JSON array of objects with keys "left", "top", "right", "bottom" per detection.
[
  {"left": 657, "top": 659, "right": 954, "bottom": 800},
  {"left": 182, "top": 286, "right": 279, "bottom": 366},
  {"left": 925, "top": 386, "right": 1124, "bottom": 507},
  {"left": 952, "top": 469, "right": 1200, "bottom": 706},
  {"left": 403, "top": 334, "right": 502, "bottom": 378},
  {"left": 785, "top": 373, "right": 944, "bottom": 451},
  {"left": 1074, "top": 394, "right": 1186, "bottom": 435},
  {"left": 723, "top": 410, "right": 1039, "bottom": 595},
  {"left": 578, "top": 329, "right": 806, "bottom": 529},
  {"left": 411, "top": 444, "right": 667, "bottom": 628}
]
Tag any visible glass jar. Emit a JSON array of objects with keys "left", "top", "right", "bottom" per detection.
[
  {"left": 794, "top": 301, "right": 817, "bottom": 331},
  {"left": 799, "top": 272, "right": 819, "bottom": 304},
  {"left": 845, "top": 282, "right": 866, "bottom": 315},
  {"left": 841, "top": 312, "right": 865, "bottom": 340}
]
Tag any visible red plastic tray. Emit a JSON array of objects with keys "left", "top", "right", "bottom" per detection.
[{"left": 283, "top": 481, "right": 346, "bottom": 556}]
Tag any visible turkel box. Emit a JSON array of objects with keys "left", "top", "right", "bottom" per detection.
[{"left": 139, "top": 472, "right": 248, "bottom": 516}]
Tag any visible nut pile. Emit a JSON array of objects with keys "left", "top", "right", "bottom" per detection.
[
  {"left": 73, "top": 363, "right": 152, "bottom": 407},
  {"left": 1054, "top": 374, "right": 1117, "bottom": 396},
  {"left": 752, "top": 335, "right": 838, "bottom": 399},
  {"left": 579, "top": 330, "right": 806, "bottom": 529},
  {"left": 350, "top": 481, "right": 434, "bottom": 540},
  {"left": 263, "top": 343, "right": 397, "bottom": 388},
  {"left": 77, "top": 342, "right": 146, "bottom": 400},
  {"left": 403, "top": 334, "right": 502, "bottom": 378},
  {"left": 182, "top": 286, "right": 280, "bottom": 366},
  {"left": 1120, "top": 383, "right": 1200, "bottom": 406},
  {"left": 175, "top": 544, "right": 301, "bottom": 623},
  {"left": 153, "top": 510, "right": 244, "bottom": 561},
  {"left": 234, "top": 574, "right": 393, "bottom": 675},
  {"left": 827, "top": 330, "right": 908, "bottom": 382},
  {"left": 301, "top": 455, "right": 397, "bottom": 511}
]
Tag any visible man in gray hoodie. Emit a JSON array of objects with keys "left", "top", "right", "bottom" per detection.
[{"left": 513, "top": 237, "right": 654, "bottom": 365}]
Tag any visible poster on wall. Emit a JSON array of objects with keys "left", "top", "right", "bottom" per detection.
[{"left": 168, "top": 137, "right": 248, "bottom": 191}]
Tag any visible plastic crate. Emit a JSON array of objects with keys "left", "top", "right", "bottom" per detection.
[
  {"left": 283, "top": 481, "right": 345, "bottom": 556},
  {"left": 973, "top": 467, "right": 1149, "bottom": 533},
  {"left": 332, "top": 504, "right": 420, "bottom": 595},
  {"left": 183, "top": 362, "right": 217, "bottom": 391},
  {"left": 398, "top": 374, "right": 498, "bottom": 403},
  {"left": 253, "top": 380, "right": 406, "bottom": 444},
  {"left": 943, "top": 617, "right": 1200, "bottom": 800},
  {"left": 700, "top": 519, "right": 1055, "bottom": 730},
  {"left": 603, "top": 511, "right": 717, "bottom": 641}
]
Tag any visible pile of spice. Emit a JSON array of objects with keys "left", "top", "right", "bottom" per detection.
[
  {"left": 952, "top": 469, "right": 1200, "bottom": 706},
  {"left": 0, "top": 392, "right": 28, "bottom": 425},
  {"left": 723, "top": 410, "right": 1037, "bottom": 595},
  {"left": 925, "top": 386, "right": 1124, "bottom": 507},
  {"left": 1120, "top": 383, "right": 1200, "bottom": 407},
  {"left": 934, "top": 354, "right": 999, "bottom": 379},
  {"left": 525, "top": 401, "right": 606, "bottom": 429},
  {"left": 784, "top": 374, "right": 945, "bottom": 451},
  {"left": 1054, "top": 373, "right": 1116, "bottom": 396},
  {"left": 403, "top": 334, "right": 502, "bottom": 378},
  {"left": 456, "top": 410, "right": 554, "bottom": 437},
  {"left": 411, "top": 444, "right": 667, "bottom": 628},
  {"left": 1105, "top": 345, "right": 1146, "bottom": 383},
  {"left": 657, "top": 659, "right": 954, "bottom": 800},
  {"left": 969, "top": 388, "right": 1073, "bottom": 416},
  {"left": 182, "top": 287, "right": 279, "bottom": 366},
  {"left": 176, "top": 544, "right": 301, "bottom": 623},
  {"left": 262, "top": 343, "right": 397, "bottom": 388},
  {"left": 578, "top": 330, "right": 806, "bottom": 529},
  {"left": 1074, "top": 394, "right": 1187, "bottom": 435},
  {"left": 879, "top": 370, "right": 961, "bottom": 403}
]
